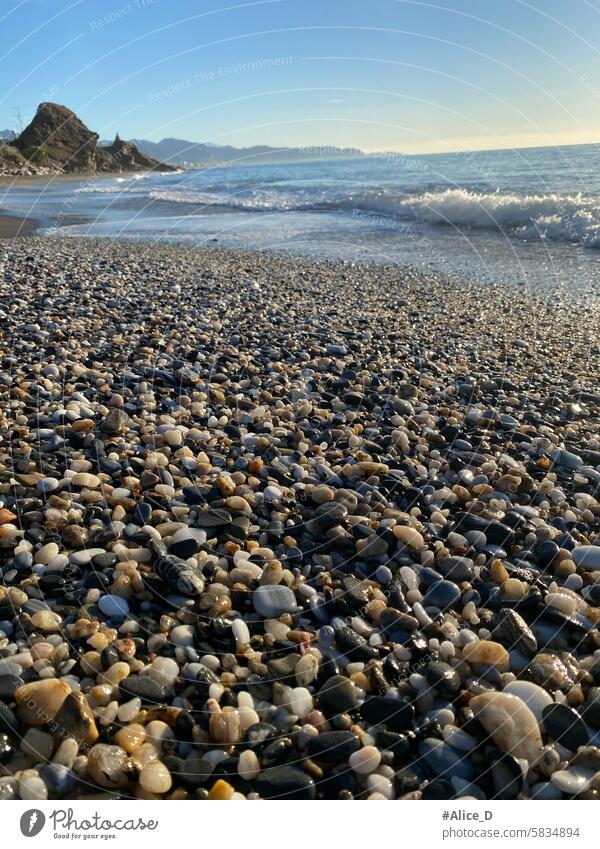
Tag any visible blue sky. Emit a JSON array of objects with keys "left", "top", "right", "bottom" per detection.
[{"left": 1, "top": 0, "right": 599, "bottom": 153}]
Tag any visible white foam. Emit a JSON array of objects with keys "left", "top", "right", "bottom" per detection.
[
  {"left": 351, "top": 188, "right": 600, "bottom": 247},
  {"left": 65, "top": 177, "right": 600, "bottom": 250}
]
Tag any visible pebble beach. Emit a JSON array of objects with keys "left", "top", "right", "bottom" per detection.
[{"left": 1, "top": 236, "right": 600, "bottom": 801}]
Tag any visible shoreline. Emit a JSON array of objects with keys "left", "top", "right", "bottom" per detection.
[
  {"left": 0, "top": 237, "right": 599, "bottom": 801},
  {"left": 0, "top": 167, "right": 184, "bottom": 188},
  {"left": 0, "top": 212, "right": 39, "bottom": 238}
]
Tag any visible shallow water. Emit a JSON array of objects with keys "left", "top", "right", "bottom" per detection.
[{"left": 3, "top": 142, "right": 600, "bottom": 289}]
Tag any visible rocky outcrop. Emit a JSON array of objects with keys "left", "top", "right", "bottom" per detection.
[
  {"left": 96, "top": 133, "right": 174, "bottom": 174},
  {"left": 0, "top": 143, "right": 42, "bottom": 176},
  {"left": 2, "top": 102, "right": 176, "bottom": 176},
  {"left": 14, "top": 103, "right": 98, "bottom": 172}
]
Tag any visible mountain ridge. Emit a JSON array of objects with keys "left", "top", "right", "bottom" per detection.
[{"left": 103, "top": 136, "right": 364, "bottom": 167}]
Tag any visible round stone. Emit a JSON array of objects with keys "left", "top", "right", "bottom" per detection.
[
  {"left": 571, "top": 546, "right": 600, "bottom": 571},
  {"left": 551, "top": 767, "right": 595, "bottom": 795},
  {"left": 238, "top": 749, "right": 260, "bottom": 780},
  {"left": 34, "top": 542, "right": 59, "bottom": 565},
  {"left": 15, "top": 679, "right": 71, "bottom": 725},
  {"left": 503, "top": 681, "right": 553, "bottom": 724},
  {"left": 231, "top": 618, "right": 250, "bottom": 646},
  {"left": 306, "top": 731, "right": 360, "bottom": 764},
  {"left": 170, "top": 625, "right": 195, "bottom": 647},
  {"left": 317, "top": 675, "right": 359, "bottom": 713},
  {"left": 87, "top": 744, "right": 129, "bottom": 788},
  {"left": 256, "top": 765, "right": 315, "bottom": 800},
  {"left": 30, "top": 610, "right": 62, "bottom": 632},
  {"left": 420, "top": 737, "right": 474, "bottom": 781},
  {"left": 252, "top": 584, "right": 297, "bottom": 617},
  {"left": 288, "top": 687, "right": 313, "bottom": 719},
  {"left": 462, "top": 640, "right": 509, "bottom": 671},
  {"left": 37, "top": 477, "right": 59, "bottom": 494},
  {"left": 139, "top": 761, "right": 172, "bottom": 794},
  {"left": 119, "top": 676, "right": 166, "bottom": 704},
  {"left": 423, "top": 580, "right": 461, "bottom": 610},
  {"left": 98, "top": 595, "right": 130, "bottom": 619},
  {"left": 295, "top": 653, "right": 319, "bottom": 686},
  {"left": 71, "top": 472, "right": 101, "bottom": 488},
  {"left": 349, "top": 745, "right": 381, "bottom": 774},
  {"left": 149, "top": 657, "right": 180, "bottom": 689},
  {"left": 471, "top": 691, "right": 544, "bottom": 763},
  {"left": 541, "top": 703, "right": 589, "bottom": 750},
  {"left": 393, "top": 525, "right": 425, "bottom": 549},
  {"left": 18, "top": 770, "right": 48, "bottom": 800},
  {"left": 360, "top": 696, "right": 415, "bottom": 731}
]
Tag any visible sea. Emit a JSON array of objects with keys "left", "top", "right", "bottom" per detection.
[{"left": 3, "top": 142, "right": 600, "bottom": 290}]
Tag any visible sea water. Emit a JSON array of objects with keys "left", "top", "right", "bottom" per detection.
[{"left": 2, "top": 142, "right": 600, "bottom": 290}]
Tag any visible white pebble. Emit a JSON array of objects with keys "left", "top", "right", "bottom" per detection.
[
  {"left": 349, "top": 746, "right": 381, "bottom": 774},
  {"left": 238, "top": 750, "right": 260, "bottom": 781}
]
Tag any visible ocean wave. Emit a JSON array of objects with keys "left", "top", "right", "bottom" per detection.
[
  {"left": 351, "top": 188, "right": 600, "bottom": 247},
  {"left": 75, "top": 181, "right": 600, "bottom": 249},
  {"left": 147, "top": 187, "right": 321, "bottom": 209},
  {"left": 145, "top": 186, "right": 600, "bottom": 246}
]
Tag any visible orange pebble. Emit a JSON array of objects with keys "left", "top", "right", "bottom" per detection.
[{"left": 208, "top": 779, "right": 234, "bottom": 800}]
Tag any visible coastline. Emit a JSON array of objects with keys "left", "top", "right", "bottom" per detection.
[
  {"left": 0, "top": 237, "right": 599, "bottom": 801},
  {"left": 0, "top": 167, "right": 183, "bottom": 188}
]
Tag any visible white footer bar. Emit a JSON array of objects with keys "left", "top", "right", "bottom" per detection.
[{"left": 4, "top": 799, "right": 594, "bottom": 849}]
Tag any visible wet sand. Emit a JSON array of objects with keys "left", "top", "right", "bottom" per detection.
[{"left": 0, "top": 213, "right": 39, "bottom": 238}]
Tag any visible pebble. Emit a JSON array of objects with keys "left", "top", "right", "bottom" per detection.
[
  {"left": 503, "top": 681, "right": 553, "bottom": 724},
  {"left": 98, "top": 595, "right": 130, "bottom": 619},
  {"left": 349, "top": 745, "right": 381, "bottom": 774},
  {"left": 87, "top": 744, "right": 129, "bottom": 789},
  {"left": 307, "top": 731, "right": 360, "bottom": 763},
  {"left": 571, "top": 546, "right": 600, "bottom": 571},
  {"left": 462, "top": 640, "right": 509, "bottom": 670},
  {"left": 18, "top": 770, "right": 48, "bottom": 800},
  {"left": 256, "top": 765, "right": 316, "bottom": 800},
  {"left": 139, "top": 761, "right": 172, "bottom": 794},
  {"left": 318, "top": 675, "right": 359, "bottom": 713},
  {"left": 471, "top": 691, "right": 544, "bottom": 763},
  {"left": 30, "top": 610, "right": 62, "bottom": 632},
  {"left": 170, "top": 625, "right": 195, "bottom": 646},
  {"left": 423, "top": 580, "right": 461, "bottom": 610},
  {"left": 288, "top": 687, "right": 313, "bottom": 719},
  {"left": 542, "top": 703, "right": 589, "bottom": 750},
  {"left": 1, "top": 239, "right": 600, "bottom": 802},
  {"left": 551, "top": 767, "right": 596, "bottom": 795},
  {"left": 238, "top": 749, "right": 260, "bottom": 780},
  {"left": 52, "top": 691, "right": 99, "bottom": 746},
  {"left": 15, "top": 679, "right": 71, "bottom": 725},
  {"left": 492, "top": 609, "right": 537, "bottom": 656},
  {"left": 253, "top": 584, "right": 297, "bottom": 617},
  {"left": 71, "top": 472, "right": 101, "bottom": 488},
  {"left": 119, "top": 676, "right": 166, "bottom": 704},
  {"left": 420, "top": 737, "right": 474, "bottom": 781}
]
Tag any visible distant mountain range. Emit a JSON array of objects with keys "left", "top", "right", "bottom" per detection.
[
  {"left": 99, "top": 137, "right": 364, "bottom": 167},
  {"left": 2, "top": 104, "right": 366, "bottom": 175}
]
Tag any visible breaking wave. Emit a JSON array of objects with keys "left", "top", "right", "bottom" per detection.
[{"left": 145, "top": 186, "right": 600, "bottom": 248}]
